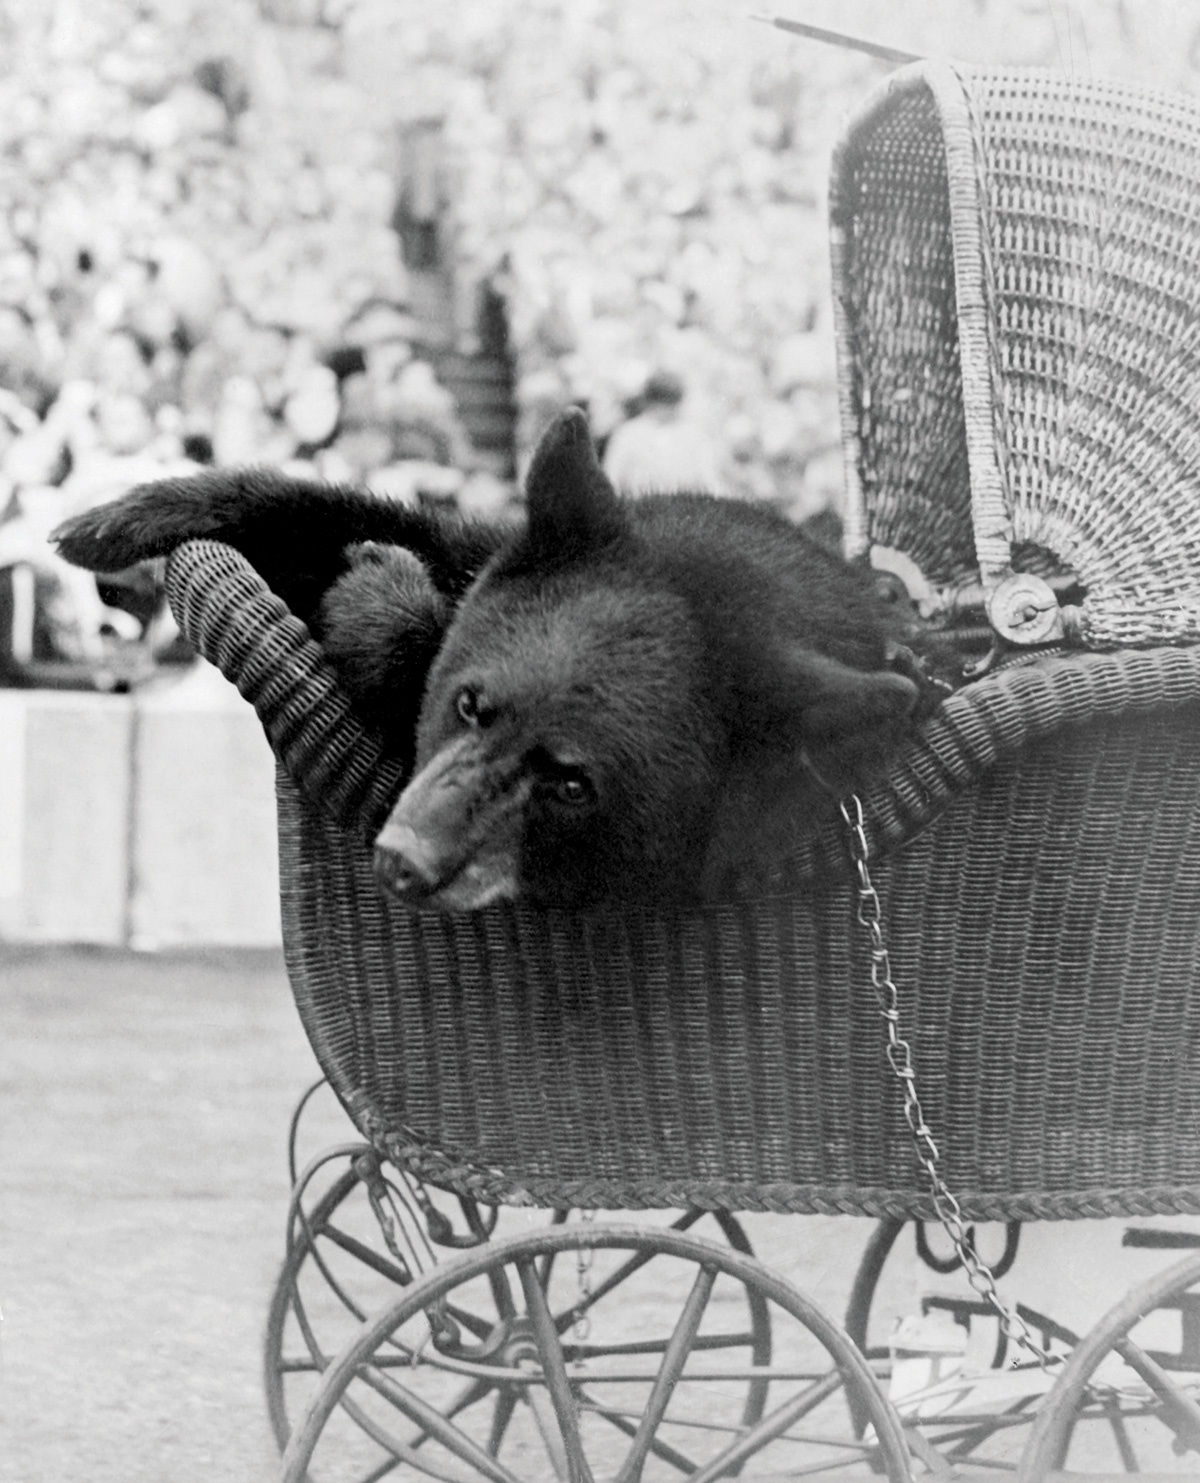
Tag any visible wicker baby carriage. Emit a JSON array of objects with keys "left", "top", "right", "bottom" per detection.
[{"left": 170, "top": 60, "right": 1200, "bottom": 1483}]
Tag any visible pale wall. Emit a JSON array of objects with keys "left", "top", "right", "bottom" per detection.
[{"left": 0, "top": 664, "right": 282, "bottom": 948}]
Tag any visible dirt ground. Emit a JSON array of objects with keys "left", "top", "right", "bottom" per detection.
[{"left": 3, "top": 944, "right": 1199, "bottom": 1482}]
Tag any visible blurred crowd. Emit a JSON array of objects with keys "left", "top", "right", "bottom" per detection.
[
  {"left": 23, "top": 0, "right": 1166, "bottom": 685},
  {"left": 0, "top": 4, "right": 518, "bottom": 686},
  {"left": 0, "top": 2, "right": 844, "bottom": 688},
  {"left": 416, "top": 0, "right": 849, "bottom": 509}
]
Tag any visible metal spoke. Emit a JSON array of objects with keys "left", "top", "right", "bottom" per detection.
[
  {"left": 487, "top": 1264, "right": 517, "bottom": 1323},
  {"left": 524, "top": 1384, "right": 574, "bottom": 1480},
  {"left": 323, "top": 1398, "right": 479, "bottom": 1483},
  {"left": 545, "top": 1213, "right": 716, "bottom": 1339},
  {"left": 441, "top": 1302, "right": 505, "bottom": 1344},
  {"left": 1019, "top": 1251, "right": 1200, "bottom": 1478},
  {"left": 579, "top": 1392, "right": 699, "bottom": 1473},
  {"left": 1100, "top": 1393, "right": 1139, "bottom": 1472},
  {"left": 354, "top": 1363, "right": 526, "bottom": 1483},
  {"left": 321, "top": 1369, "right": 508, "bottom": 1483},
  {"left": 902, "top": 1421, "right": 957, "bottom": 1477},
  {"left": 318, "top": 1220, "right": 416, "bottom": 1288},
  {"left": 553, "top": 1242, "right": 670, "bottom": 1332},
  {"left": 517, "top": 1256, "right": 596, "bottom": 1483},
  {"left": 285, "top": 1174, "right": 376, "bottom": 1354},
  {"left": 940, "top": 1394, "right": 1038, "bottom": 1461},
  {"left": 567, "top": 1331, "right": 758, "bottom": 1360},
  {"left": 442, "top": 1377, "right": 501, "bottom": 1426},
  {"left": 282, "top": 1224, "right": 910, "bottom": 1482},
  {"left": 537, "top": 1210, "right": 573, "bottom": 1289},
  {"left": 393, "top": 1375, "right": 511, "bottom": 1471},
  {"left": 613, "top": 1263, "right": 717, "bottom": 1483},
  {"left": 286, "top": 1147, "right": 375, "bottom": 1269},
  {"left": 357, "top": 1453, "right": 405, "bottom": 1483},
  {"left": 1114, "top": 1334, "right": 1200, "bottom": 1450},
  {"left": 686, "top": 1366, "right": 850, "bottom": 1483},
  {"left": 487, "top": 1388, "right": 520, "bottom": 1457}
]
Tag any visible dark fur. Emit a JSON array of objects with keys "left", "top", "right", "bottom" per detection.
[
  {"left": 55, "top": 463, "right": 501, "bottom": 626},
  {"left": 56, "top": 409, "right": 949, "bottom": 909},
  {"left": 320, "top": 544, "right": 449, "bottom": 758}
]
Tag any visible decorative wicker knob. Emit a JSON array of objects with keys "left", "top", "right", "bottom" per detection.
[{"left": 985, "top": 573, "right": 1065, "bottom": 645}]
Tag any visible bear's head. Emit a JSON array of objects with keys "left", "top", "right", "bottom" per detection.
[{"left": 373, "top": 408, "right": 921, "bottom": 911}]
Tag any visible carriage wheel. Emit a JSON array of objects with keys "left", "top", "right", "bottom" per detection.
[
  {"left": 1019, "top": 1248, "right": 1200, "bottom": 1479},
  {"left": 845, "top": 1217, "right": 1027, "bottom": 1366},
  {"left": 264, "top": 1163, "right": 773, "bottom": 1476},
  {"left": 279, "top": 1221, "right": 909, "bottom": 1482},
  {"left": 844, "top": 1216, "right": 907, "bottom": 1365}
]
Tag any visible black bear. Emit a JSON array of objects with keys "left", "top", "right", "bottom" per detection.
[{"left": 55, "top": 408, "right": 949, "bottom": 910}]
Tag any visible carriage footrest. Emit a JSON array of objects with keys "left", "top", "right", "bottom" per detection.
[{"left": 1122, "top": 1228, "right": 1200, "bottom": 1249}]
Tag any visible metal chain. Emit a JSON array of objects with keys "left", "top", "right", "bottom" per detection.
[
  {"left": 840, "top": 795, "right": 1062, "bottom": 1372},
  {"left": 573, "top": 1208, "right": 596, "bottom": 1342},
  {"left": 355, "top": 1151, "right": 416, "bottom": 1283}
]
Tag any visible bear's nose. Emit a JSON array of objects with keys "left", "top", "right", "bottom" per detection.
[{"left": 373, "top": 833, "right": 444, "bottom": 901}]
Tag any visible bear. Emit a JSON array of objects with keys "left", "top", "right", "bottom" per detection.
[{"left": 55, "top": 407, "right": 952, "bottom": 910}]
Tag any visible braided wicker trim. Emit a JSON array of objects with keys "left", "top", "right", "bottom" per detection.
[
  {"left": 374, "top": 1125, "right": 1200, "bottom": 1221},
  {"left": 925, "top": 62, "right": 1014, "bottom": 586}
]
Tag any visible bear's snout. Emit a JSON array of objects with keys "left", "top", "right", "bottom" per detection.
[
  {"left": 373, "top": 825, "right": 445, "bottom": 902},
  {"left": 372, "top": 734, "right": 529, "bottom": 911}
]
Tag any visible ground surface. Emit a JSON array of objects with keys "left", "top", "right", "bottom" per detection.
[
  {"left": 3, "top": 945, "right": 1199, "bottom": 1482},
  {"left": 0, "top": 946, "right": 318, "bottom": 1482}
]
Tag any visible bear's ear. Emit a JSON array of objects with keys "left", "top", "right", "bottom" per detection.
[
  {"left": 523, "top": 407, "right": 625, "bottom": 559},
  {"left": 782, "top": 647, "right": 920, "bottom": 792}
]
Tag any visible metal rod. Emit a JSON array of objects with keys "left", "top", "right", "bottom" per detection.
[
  {"left": 517, "top": 1257, "right": 596, "bottom": 1483},
  {"left": 569, "top": 1329, "right": 757, "bottom": 1358},
  {"left": 612, "top": 1263, "right": 717, "bottom": 1483},
  {"left": 1112, "top": 1335, "right": 1200, "bottom": 1449},
  {"left": 685, "top": 1367, "right": 849, "bottom": 1483},
  {"left": 750, "top": 13, "right": 924, "bottom": 64},
  {"left": 318, "top": 1221, "right": 413, "bottom": 1288},
  {"left": 357, "top": 1363, "right": 524, "bottom": 1483},
  {"left": 486, "top": 1387, "right": 519, "bottom": 1458},
  {"left": 578, "top": 1390, "right": 699, "bottom": 1472}
]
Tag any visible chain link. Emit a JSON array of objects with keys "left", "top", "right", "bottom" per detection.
[
  {"left": 355, "top": 1151, "right": 416, "bottom": 1283},
  {"left": 573, "top": 1208, "right": 596, "bottom": 1341},
  {"left": 840, "top": 795, "right": 1062, "bottom": 1372}
]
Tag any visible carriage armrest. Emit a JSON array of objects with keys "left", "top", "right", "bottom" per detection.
[
  {"left": 165, "top": 535, "right": 1200, "bottom": 879},
  {"left": 164, "top": 538, "right": 407, "bottom": 837},
  {"left": 864, "top": 643, "right": 1200, "bottom": 859}
]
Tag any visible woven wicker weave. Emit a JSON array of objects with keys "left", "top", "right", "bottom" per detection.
[
  {"left": 167, "top": 539, "right": 1200, "bottom": 1221},
  {"left": 830, "top": 62, "right": 1200, "bottom": 648}
]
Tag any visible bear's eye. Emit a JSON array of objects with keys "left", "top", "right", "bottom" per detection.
[
  {"left": 549, "top": 768, "right": 596, "bottom": 808},
  {"left": 455, "top": 686, "right": 482, "bottom": 726}
]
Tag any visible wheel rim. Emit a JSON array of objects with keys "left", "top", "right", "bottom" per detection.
[
  {"left": 280, "top": 1222, "right": 910, "bottom": 1482},
  {"left": 1019, "top": 1248, "right": 1200, "bottom": 1479},
  {"left": 265, "top": 1173, "right": 773, "bottom": 1479},
  {"left": 265, "top": 1164, "right": 369, "bottom": 1456}
]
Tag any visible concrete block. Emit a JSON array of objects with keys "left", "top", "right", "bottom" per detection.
[
  {"left": 0, "top": 691, "right": 134, "bottom": 945},
  {"left": 129, "top": 664, "right": 281, "bottom": 949}
]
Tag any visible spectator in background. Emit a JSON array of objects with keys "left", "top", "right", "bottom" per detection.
[
  {"left": 601, "top": 370, "right": 725, "bottom": 496},
  {"left": 0, "top": 482, "right": 149, "bottom": 689}
]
